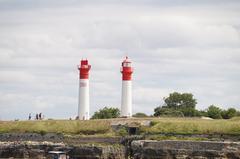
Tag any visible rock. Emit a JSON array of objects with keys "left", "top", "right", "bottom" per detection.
[
  {"left": 131, "top": 140, "right": 240, "bottom": 159},
  {"left": 0, "top": 141, "right": 125, "bottom": 159},
  {"left": 1, "top": 135, "right": 240, "bottom": 159}
]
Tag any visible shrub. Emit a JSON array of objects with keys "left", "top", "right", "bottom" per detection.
[
  {"left": 221, "top": 108, "right": 237, "bottom": 119},
  {"left": 207, "top": 105, "right": 222, "bottom": 119},
  {"left": 91, "top": 107, "right": 120, "bottom": 119},
  {"left": 118, "top": 127, "right": 128, "bottom": 136},
  {"left": 154, "top": 107, "right": 184, "bottom": 117},
  {"left": 133, "top": 113, "right": 148, "bottom": 118},
  {"left": 150, "top": 121, "right": 158, "bottom": 126}
]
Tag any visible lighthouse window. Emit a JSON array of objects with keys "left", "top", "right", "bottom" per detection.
[{"left": 123, "top": 62, "right": 131, "bottom": 67}]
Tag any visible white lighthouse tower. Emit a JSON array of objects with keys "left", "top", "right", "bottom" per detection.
[
  {"left": 78, "top": 59, "right": 91, "bottom": 120},
  {"left": 120, "top": 56, "right": 133, "bottom": 117}
]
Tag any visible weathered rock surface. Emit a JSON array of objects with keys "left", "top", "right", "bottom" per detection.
[
  {"left": 0, "top": 133, "right": 64, "bottom": 142},
  {"left": 1, "top": 134, "right": 240, "bottom": 159},
  {"left": 69, "top": 145, "right": 125, "bottom": 159},
  {"left": 0, "top": 133, "right": 120, "bottom": 144},
  {"left": 0, "top": 141, "right": 125, "bottom": 159},
  {"left": 131, "top": 140, "right": 240, "bottom": 159}
]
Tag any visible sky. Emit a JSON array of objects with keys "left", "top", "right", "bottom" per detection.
[{"left": 0, "top": 0, "right": 240, "bottom": 120}]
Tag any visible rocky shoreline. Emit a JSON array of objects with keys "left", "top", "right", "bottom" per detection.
[
  {"left": 132, "top": 140, "right": 240, "bottom": 159},
  {"left": 0, "top": 141, "right": 125, "bottom": 159},
  {"left": 1, "top": 133, "right": 240, "bottom": 159}
]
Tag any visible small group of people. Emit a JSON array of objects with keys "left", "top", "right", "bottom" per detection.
[{"left": 28, "top": 113, "right": 44, "bottom": 120}]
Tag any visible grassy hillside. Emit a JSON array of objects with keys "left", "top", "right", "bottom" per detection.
[
  {"left": 1, "top": 117, "right": 240, "bottom": 136},
  {"left": 142, "top": 117, "right": 240, "bottom": 135},
  {"left": 0, "top": 120, "right": 112, "bottom": 135}
]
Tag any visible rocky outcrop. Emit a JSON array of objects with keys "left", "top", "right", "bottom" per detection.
[
  {"left": 0, "top": 133, "right": 120, "bottom": 144},
  {"left": 0, "top": 141, "right": 125, "bottom": 159},
  {"left": 69, "top": 145, "right": 125, "bottom": 159},
  {"left": 0, "top": 133, "right": 64, "bottom": 142},
  {"left": 0, "top": 141, "right": 58, "bottom": 159},
  {"left": 1, "top": 134, "right": 240, "bottom": 159},
  {"left": 131, "top": 140, "right": 240, "bottom": 159}
]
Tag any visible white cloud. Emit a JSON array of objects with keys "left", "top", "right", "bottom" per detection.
[{"left": 0, "top": 0, "right": 240, "bottom": 120}]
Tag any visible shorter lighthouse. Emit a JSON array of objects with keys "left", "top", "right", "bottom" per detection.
[
  {"left": 120, "top": 56, "right": 133, "bottom": 117},
  {"left": 78, "top": 59, "right": 91, "bottom": 120}
]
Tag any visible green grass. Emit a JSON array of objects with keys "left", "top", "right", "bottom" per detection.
[
  {"left": 1, "top": 117, "right": 240, "bottom": 136},
  {"left": 0, "top": 120, "right": 112, "bottom": 135},
  {"left": 141, "top": 117, "right": 240, "bottom": 135}
]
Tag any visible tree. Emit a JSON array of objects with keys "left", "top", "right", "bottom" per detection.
[
  {"left": 154, "top": 107, "right": 166, "bottom": 116},
  {"left": 236, "top": 111, "right": 240, "bottom": 117},
  {"left": 154, "top": 107, "right": 184, "bottom": 117},
  {"left": 133, "top": 112, "right": 148, "bottom": 118},
  {"left": 207, "top": 105, "right": 222, "bottom": 119},
  {"left": 221, "top": 108, "right": 237, "bottom": 119},
  {"left": 198, "top": 110, "right": 208, "bottom": 117},
  {"left": 91, "top": 107, "right": 120, "bottom": 119},
  {"left": 180, "top": 107, "right": 198, "bottom": 117},
  {"left": 164, "top": 92, "right": 197, "bottom": 110},
  {"left": 154, "top": 92, "right": 197, "bottom": 117}
]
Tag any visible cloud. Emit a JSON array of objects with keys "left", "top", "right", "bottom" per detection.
[{"left": 0, "top": 0, "right": 240, "bottom": 119}]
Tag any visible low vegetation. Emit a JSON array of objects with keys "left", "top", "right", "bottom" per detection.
[
  {"left": 141, "top": 117, "right": 240, "bottom": 135},
  {"left": 91, "top": 107, "right": 120, "bottom": 119},
  {"left": 0, "top": 120, "right": 112, "bottom": 135},
  {"left": 1, "top": 117, "right": 240, "bottom": 137},
  {"left": 1, "top": 92, "right": 239, "bottom": 141},
  {"left": 132, "top": 113, "right": 148, "bottom": 118}
]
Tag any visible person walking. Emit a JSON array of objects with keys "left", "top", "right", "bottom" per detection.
[
  {"left": 36, "top": 113, "right": 38, "bottom": 120},
  {"left": 28, "top": 113, "right": 31, "bottom": 120},
  {"left": 39, "top": 113, "right": 42, "bottom": 120}
]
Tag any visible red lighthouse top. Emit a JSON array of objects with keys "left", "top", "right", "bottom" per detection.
[
  {"left": 78, "top": 59, "right": 91, "bottom": 79},
  {"left": 121, "top": 56, "right": 133, "bottom": 81}
]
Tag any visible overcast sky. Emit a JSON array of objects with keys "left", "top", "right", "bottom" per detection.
[{"left": 0, "top": 0, "right": 240, "bottom": 120}]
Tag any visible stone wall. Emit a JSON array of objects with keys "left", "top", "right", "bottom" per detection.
[
  {"left": 131, "top": 140, "right": 240, "bottom": 159},
  {"left": 0, "top": 141, "right": 126, "bottom": 159},
  {"left": 1, "top": 134, "right": 240, "bottom": 159},
  {"left": 0, "top": 133, "right": 120, "bottom": 144}
]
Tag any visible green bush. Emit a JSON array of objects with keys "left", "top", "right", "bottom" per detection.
[
  {"left": 91, "top": 107, "right": 120, "bottom": 119},
  {"left": 118, "top": 127, "right": 128, "bottom": 136},
  {"left": 133, "top": 112, "right": 148, "bottom": 118},
  {"left": 39, "top": 130, "right": 47, "bottom": 136},
  {"left": 207, "top": 105, "right": 222, "bottom": 119},
  {"left": 150, "top": 121, "right": 158, "bottom": 126},
  {"left": 221, "top": 108, "right": 237, "bottom": 119},
  {"left": 154, "top": 107, "right": 184, "bottom": 117}
]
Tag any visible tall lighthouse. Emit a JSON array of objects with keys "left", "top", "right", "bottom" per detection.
[
  {"left": 120, "top": 56, "right": 133, "bottom": 117},
  {"left": 78, "top": 59, "right": 91, "bottom": 120}
]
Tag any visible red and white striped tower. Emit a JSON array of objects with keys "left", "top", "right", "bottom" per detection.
[
  {"left": 120, "top": 56, "right": 133, "bottom": 117},
  {"left": 78, "top": 59, "right": 91, "bottom": 120}
]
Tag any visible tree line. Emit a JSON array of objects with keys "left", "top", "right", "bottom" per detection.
[
  {"left": 153, "top": 92, "right": 239, "bottom": 119},
  {"left": 91, "top": 92, "right": 240, "bottom": 119}
]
